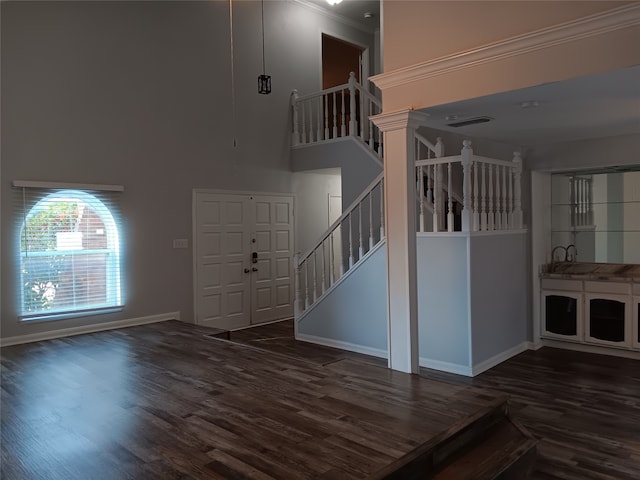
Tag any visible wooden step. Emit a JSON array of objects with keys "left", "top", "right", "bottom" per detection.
[{"left": 367, "top": 399, "right": 537, "bottom": 480}]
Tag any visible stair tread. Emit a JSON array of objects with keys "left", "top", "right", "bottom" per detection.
[{"left": 432, "top": 419, "right": 536, "bottom": 480}]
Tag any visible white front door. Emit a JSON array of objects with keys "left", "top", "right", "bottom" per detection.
[{"left": 194, "top": 192, "right": 294, "bottom": 330}]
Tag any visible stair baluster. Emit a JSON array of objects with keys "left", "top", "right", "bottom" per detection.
[
  {"left": 304, "top": 260, "right": 310, "bottom": 309},
  {"left": 332, "top": 93, "right": 337, "bottom": 138},
  {"left": 321, "top": 240, "right": 326, "bottom": 294},
  {"left": 312, "top": 250, "right": 318, "bottom": 301},
  {"left": 340, "top": 90, "right": 346, "bottom": 137},
  {"left": 502, "top": 164, "right": 508, "bottom": 229},
  {"left": 358, "top": 203, "right": 364, "bottom": 258},
  {"left": 488, "top": 164, "right": 495, "bottom": 231},
  {"left": 473, "top": 161, "right": 479, "bottom": 231},
  {"left": 324, "top": 95, "right": 329, "bottom": 140},
  {"left": 369, "top": 190, "right": 374, "bottom": 249},
  {"left": 418, "top": 165, "right": 425, "bottom": 232},
  {"left": 447, "top": 162, "right": 454, "bottom": 233},
  {"left": 513, "top": 152, "right": 523, "bottom": 229},
  {"left": 316, "top": 97, "right": 322, "bottom": 142},
  {"left": 348, "top": 211, "right": 354, "bottom": 268},
  {"left": 480, "top": 162, "right": 487, "bottom": 231}
]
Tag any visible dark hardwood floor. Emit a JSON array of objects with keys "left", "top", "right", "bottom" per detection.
[
  {"left": 1, "top": 320, "right": 503, "bottom": 480},
  {"left": 2, "top": 319, "right": 639, "bottom": 479},
  {"left": 221, "top": 320, "right": 640, "bottom": 479}
]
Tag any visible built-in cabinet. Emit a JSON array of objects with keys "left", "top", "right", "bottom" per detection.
[{"left": 542, "top": 277, "right": 639, "bottom": 351}]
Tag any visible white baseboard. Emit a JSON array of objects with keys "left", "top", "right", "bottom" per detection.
[
  {"left": 540, "top": 338, "right": 640, "bottom": 360},
  {"left": 471, "top": 341, "right": 530, "bottom": 376},
  {"left": 295, "top": 332, "right": 387, "bottom": 359},
  {"left": 419, "top": 357, "right": 473, "bottom": 377},
  {"left": 528, "top": 340, "right": 544, "bottom": 351},
  {"left": 0, "top": 311, "right": 180, "bottom": 347}
]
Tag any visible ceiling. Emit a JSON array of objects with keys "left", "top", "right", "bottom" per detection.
[
  {"left": 419, "top": 65, "right": 640, "bottom": 148},
  {"left": 302, "top": 0, "right": 380, "bottom": 32}
]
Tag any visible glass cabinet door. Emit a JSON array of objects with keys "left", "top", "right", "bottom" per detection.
[
  {"left": 542, "top": 291, "right": 582, "bottom": 341},
  {"left": 585, "top": 294, "right": 631, "bottom": 347}
]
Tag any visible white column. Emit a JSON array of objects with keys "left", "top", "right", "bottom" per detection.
[{"left": 371, "top": 109, "right": 428, "bottom": 375}]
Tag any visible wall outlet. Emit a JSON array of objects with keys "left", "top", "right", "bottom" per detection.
[{"left": 173, "top": 238, "right": 189, "bottom": 249}]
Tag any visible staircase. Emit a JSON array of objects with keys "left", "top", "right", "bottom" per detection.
[{"left": 290, "top": 76, "right": 535, "bottom": 479}]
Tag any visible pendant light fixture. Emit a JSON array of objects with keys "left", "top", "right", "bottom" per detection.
[{"left": 258, "top": 0, "right": 271, "bottom": 94}]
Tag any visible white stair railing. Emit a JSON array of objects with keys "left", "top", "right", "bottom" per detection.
[
  {"left": 416, "top": 140, "right": 523, "bottom": 233},
  {"left": 294, "top": 172, "right": 384, "bottom": 317},
  {"left": 291, "top": 72, "right": 383, "bottom": 159}
]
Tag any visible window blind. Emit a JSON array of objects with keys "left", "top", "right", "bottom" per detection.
[{"left": 13, "top": 181, "right": 125, "bottom": 321}]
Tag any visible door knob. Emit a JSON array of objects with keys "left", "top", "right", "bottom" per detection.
[
  {"left": 252, "top": 267, "right": 258, "bottom": 272},
  {"left": 244, "top": 268, "right": 250, "bottom": 273}
]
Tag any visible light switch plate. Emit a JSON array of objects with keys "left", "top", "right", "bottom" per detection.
[{"left": 173, "top": 238, "right": 189, "bottom": 249}]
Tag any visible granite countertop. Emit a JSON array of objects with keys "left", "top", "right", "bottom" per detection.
[{"left": 540, "top": 262, "right": 640, "bottom": 282}]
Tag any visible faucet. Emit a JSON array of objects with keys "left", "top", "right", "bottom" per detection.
[{"left": 566, "top": 244, "right": 578, "bottom": 262}]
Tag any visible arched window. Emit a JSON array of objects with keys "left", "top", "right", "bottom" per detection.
[{"left": 19, "top": 189, "right": 123, "bottom": 320}]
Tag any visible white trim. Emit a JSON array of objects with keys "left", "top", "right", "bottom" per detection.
[
  {"left": 417, "top": 229, "right": 528, "bottom": 238},
  {"left": 419, "top": 357, "right": 473, "bottom": 377},
  {"left": 528, "top": 340, "right": 544, "bottom": 351},
  {"left": 295, "top": 332, "right": 387, "bottom": 359},
  {"left": 13, "top": 180, "right": 124, "bottom": 192},
  {"left": 540, "top": 338, "right": 640, "bottom": 360},
  {"left": 471, "top": 341, "right": 530, "bottom": 376},
  {"left": 0, "top": 311, "right": 180, "bottom": 347},
  {"left": 371, "top": 4, "right": 640, "bottom": 90},
  {"left": 192, "top": 188, "right": 294, "bottom": 197}
]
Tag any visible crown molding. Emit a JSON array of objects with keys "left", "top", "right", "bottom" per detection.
[
  {"left": 372, "top": 4, "right": 640, "bottom": 90},
  {"left": 288, "top": 0, "right": 376, "bottom": 34},
  {"left": 371, "top": 109, "right": 430, "bottom": 132}
]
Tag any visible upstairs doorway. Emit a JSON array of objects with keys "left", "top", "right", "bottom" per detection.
[{"left": 321, "top": 34, "right": 369, "bottom": 139}]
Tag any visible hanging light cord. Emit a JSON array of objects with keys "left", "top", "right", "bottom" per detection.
[
  {"left": 261, "top": 0, "right": 266, "bottom": 74},
  {"left": 229, "top": 0, "right": 237, "bottom": 147}
]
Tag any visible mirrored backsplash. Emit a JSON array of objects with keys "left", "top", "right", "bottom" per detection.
[{"left": 551, "top": 168, "right": 640, "bottom": 264}]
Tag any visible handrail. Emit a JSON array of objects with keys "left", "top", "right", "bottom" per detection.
[
  {"left": 295, "top": 82, "right": 349, "bottom": 103},
  {"left": 416, "top": 155, "right": 462, "bottom": 167},
  {"left": 299, "top": 171, "right": 384, "bottom": 263},
  {"left": 415, "top": 132, "right": 438, "bottom": 154}
]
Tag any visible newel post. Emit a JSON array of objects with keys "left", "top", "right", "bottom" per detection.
[
  {"left": 293, "top": 253, "right": 302, "bottom": 317},
  {"left": 512, "top": 152, "right": 523, "bottom": 229},
  {"left": 435, "top": 137, "right": 445, "bottom": 158},
  {"left": 291, "top": 90, "right": 300, "bottom": 146},
  {"left": 348, "top": 72, "right": 357, "bottom": 137},
  {"left": 461, "top": 140, "right": 473, "bottom": 232}
]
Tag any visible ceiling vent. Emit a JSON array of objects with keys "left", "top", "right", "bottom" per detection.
[{"left": 447, "top": 116, "right": 493, "bottom": 128}]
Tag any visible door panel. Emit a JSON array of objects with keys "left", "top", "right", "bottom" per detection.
[
  {"left": 250, "top": 196, "right": 294, "bottom": 324},
  {"left": 195, "top": 194, "right": 251, "bottom": 330},
  {"left": 195, "top": 192, "right": 294, "bottom": 329}
]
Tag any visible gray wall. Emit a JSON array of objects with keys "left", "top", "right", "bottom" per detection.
[
  {"left": 292, "top": 169, "right": 341, "bottom": 255},
  {"left": 291, "top": 138, "right": 383, "bottom": 207},
  {"left": 469, "top": 233, "right": 528, "bottom": 365},
  {"left": 1, "top": 0, "right": 374, "bottom": 340},
  {"left": 297, "top": 243, "right": 387, "bottom": 355},
  {"left": 417, "top": 235, "right": 470, "bottom": 369}
]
